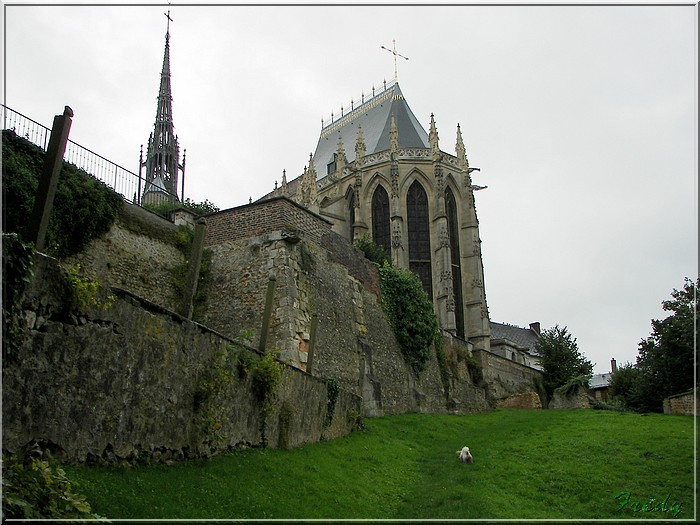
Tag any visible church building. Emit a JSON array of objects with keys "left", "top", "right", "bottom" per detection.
[{"left": 264, "top": 78, "right": 491, "bottom": 351}]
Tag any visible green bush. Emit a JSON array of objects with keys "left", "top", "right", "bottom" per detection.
[
  {"left": 1, "top": 453, "right": 100, "bottom": 520},
  {"left": 64, "top": 264, "right": 116, "bottom": 311},
  {"left": 378, "top": 262, "right": 441, "bottom": 375},
  {"left": 556, "top": 374, "right": 590, "bottom": 399},
  {"left": 252, "top": 350, "right": 284, "bottom": 447},
  {"left": 354, "top": 234, "right": 390, "bottom": 266},
  {"left": 143, "top": 197, "right": 219, "bottom": 220},
  {"left": 252, "top": 351, "right": 283, "bottom": 407},
  {"left": 324, "top": 377, "right": 340, "bottom": 427},
  {"left": 2, "top": 130, "right": 123, "bottom": 259}
]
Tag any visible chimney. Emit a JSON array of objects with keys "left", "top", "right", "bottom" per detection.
[
  {"left": 611, "top": 358, "right": 617, "bottom": 373},
  {"left": 529, "top": 322, "right": 541, "bottom": 335}
]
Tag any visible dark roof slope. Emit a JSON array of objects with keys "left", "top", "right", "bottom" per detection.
[
  {"left": 490, "top": 322, "right": 540, "bottom": 353},
  {"left": 589, "top": 372, "right": 612, "bottom": 390},
  {"left": 312, "top": 81, "right": 429, "bottom": 179}
]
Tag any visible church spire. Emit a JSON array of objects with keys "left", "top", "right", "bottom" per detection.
[{"left": 140, "top": 10, "right": 185, "bottom": 205}]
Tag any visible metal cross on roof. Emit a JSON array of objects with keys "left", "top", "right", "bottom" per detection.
[
  {"left": 164, "top": 8, "right": 173, "bottom": 33},
  {"left": 381, "top": 39, "right": 409, "bottom": 83}
]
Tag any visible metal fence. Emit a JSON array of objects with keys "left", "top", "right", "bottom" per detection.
[{"left": 2, "top": 104, "right": 177, "bottom": 207}]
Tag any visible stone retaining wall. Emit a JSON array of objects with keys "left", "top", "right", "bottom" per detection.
[
  {"left": 472, "top": 347, "right": 542, "bottom": 401},
  {"left": 63, "top": 203, "right": 186, "bottom": 313},
  {"left": 663, "top": 389, "right": 696, "bottom": 416},
  {"left": 2, "top": 255, "right": 360, "bottom": 464}
]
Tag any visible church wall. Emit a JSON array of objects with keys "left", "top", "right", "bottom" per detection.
[{"left": 2, "top": 254, "right": 360, "bottom": 464}]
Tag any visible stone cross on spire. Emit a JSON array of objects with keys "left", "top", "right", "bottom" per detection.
[{"left": 381, "top": 39, "right": 408, "bottom": 83}]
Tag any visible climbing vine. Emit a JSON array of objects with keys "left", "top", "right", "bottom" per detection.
[
  {"left": 324, "top": 377, "right": 340, "bottom": 427},
  {"left": 377, "top": 262, "right": 441, "bottom": 376},
  {"left": 1, "top": 233, "right": 35, "bottom": 360},
  {"left": 252, "top": 350, "right": 284, "bottom": 447},
  {"left": 64, "top": 264, "right": 116, "bottom": 311}
]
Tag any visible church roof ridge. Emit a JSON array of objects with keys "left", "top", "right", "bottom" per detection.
[
  {"left": 320, "top": 79, "right": 398, "bottom": 139},
  {"left": 313, "top": 80, "right": 429, "bottom": 178}
]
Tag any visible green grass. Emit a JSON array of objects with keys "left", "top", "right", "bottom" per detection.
[{"left": 66, "top": 409, "right": 695, "bottom": 520}]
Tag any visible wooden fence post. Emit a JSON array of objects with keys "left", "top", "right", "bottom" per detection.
[
  {"left": 27, "top": 106, "right": 73, "bottom": 252},
  {"left": 181, "top": 217, "right": 207, "bottom": 320}
]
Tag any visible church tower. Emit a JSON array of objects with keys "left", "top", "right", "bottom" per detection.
[
  {"left": 266, "top": 79, "right": 491, "bottom": 351},
  {"left": 139, "top": 11, "right": 185, "bottom": 206}
]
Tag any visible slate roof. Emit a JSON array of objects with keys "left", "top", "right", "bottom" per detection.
[
  {"left": 589, "top": 372, "right": 612, "bottom": 390},
  {"left": 312, "top": 81, "right": 429, "bottom": 179},
  {"left": 489, "top": 322, "right": 540, "bottom": 354}
]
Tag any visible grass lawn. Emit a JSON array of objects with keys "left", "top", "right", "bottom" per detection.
[{"left": 67, "top": 409, "right": 695, "bottom": 520}]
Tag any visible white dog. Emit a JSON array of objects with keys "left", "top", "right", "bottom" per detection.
[{"left": 456, "top": 446, "right": 473, "bottom": 464}]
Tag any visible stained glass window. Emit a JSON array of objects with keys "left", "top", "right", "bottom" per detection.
[
  {"left": 371, "top": 185, "right": 391, "bottom": 257},
  {"left": 407, "top": 181, "right": 432, "bottom": 300},
  {"left": 446, "top": 187, "right": 465, "bottom": 338}
]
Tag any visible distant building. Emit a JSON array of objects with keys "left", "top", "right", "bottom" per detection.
[
  {"left": 489, "top": 321, "right": 542, "bottom": 370},
  {"left": 589, "top": 358, "right": 617, "bottom": 402}
]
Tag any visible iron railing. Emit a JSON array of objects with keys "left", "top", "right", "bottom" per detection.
[{"left": 2, "top": 104, "right": 178, "bottom": 207}]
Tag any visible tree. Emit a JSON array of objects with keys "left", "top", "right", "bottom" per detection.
[
  {"left": 534, "top": 325, "right": 593, "bottom": 405},
  {"left": 608, "top": 362, "right": 642, "bottom": 410},
  {"left": 632, "top": 278, "right": 698, "bottom": 412}
]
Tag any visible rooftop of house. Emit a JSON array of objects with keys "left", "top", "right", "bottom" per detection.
[
  {"left": 589, "top": 372, "right": 613, "bottom": 390},
  {"left": 489, "top": 321, "right": 540, "bottom": 354}
]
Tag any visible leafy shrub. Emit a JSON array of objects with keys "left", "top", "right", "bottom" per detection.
[
  {"left": 1, "top": 453, "right": 100, "bottom": 519},
  {"left": 143, "top": 197, "right": 219, "bottom": 220},
  {"left": 591, "top": 399, "right": 629, "bottom": 412},
  {"left": 2, "top": 130, "right": 123, "bottom": 259},
  {"left": 346, "top": 408, "right": 365, "bottom": 432},
  {"left": 64, "top": 264, "right": 116, "bottom": 311},
  {"left": 252, "top": 351, "right": 283, "bottom": 407},
  {"left": 354, "top": 234, "right": 390, "bottom": 266},
  {"left": 556, "top": 374, "right": 590, "bottom": 399},
  {"left": 378, "top": 262, "right": 441, "bottom": 375},
  {"left": 324, "top": 377, "right": 340, "bottom": 427},
  {"left": 252, "top": 350, "right": 284, "bottom": 447},
  {"left": 464, "top": 354, "right": 484, "bottom": 386}
]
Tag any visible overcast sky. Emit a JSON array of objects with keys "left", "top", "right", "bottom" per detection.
[{"left": 3, "top": 2, "right": 697, "bottom": 374}]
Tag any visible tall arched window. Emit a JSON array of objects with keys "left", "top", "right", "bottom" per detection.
[
  {"left": 371, "top": 185, "right": 391, "bottom": 257},
  {"left": 446, "top": 187, "right": 465, "bottom": 338},
  {"left": 348, "top": 191, "right": 356, "bottom": 242},
  {"left": 407, "top": 181, "right": 432, "bottom": 300}
]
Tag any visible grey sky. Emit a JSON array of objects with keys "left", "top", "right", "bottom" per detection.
[{"left": 3, "top": 2, "right": 697, "bottom": 374}]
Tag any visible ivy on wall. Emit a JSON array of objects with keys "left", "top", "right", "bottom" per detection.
[
  {"left": 1, "top": 130, "right": 123, "bottom": 259},
  {"left": 378, "top": 262, "right": 441, "bottom": 376},
  {"left": 354, "top": 236, "right": 441, "bottom": 376},
  {"left": 1, "top": 233, "right": 35, "bottom": 361}
]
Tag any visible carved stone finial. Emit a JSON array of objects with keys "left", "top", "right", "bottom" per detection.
[
  {"left": 429, "top": 113, "right": 440, "bottom": 159},
  {"left": 390, "top": 114, "right": 399, "bottom": 154},
  {"left": 355, "top": 126, "right": 366, "bottom": 167}
]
